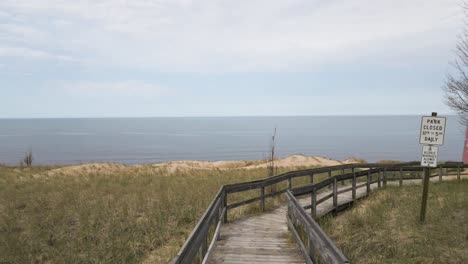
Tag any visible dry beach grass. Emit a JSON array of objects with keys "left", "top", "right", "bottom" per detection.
[
  {"left": 319, "top": 180, "right": 468, "bottom": 264},
  {"left": 0, "top": 155, "right": 358, "bottom": 263}
]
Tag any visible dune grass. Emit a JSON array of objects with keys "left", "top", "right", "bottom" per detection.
[
  {"left": 0, "top": 163, "right": 338, "bottom": 263},
  {"left": 319, "top": 180, "right": 468, "bottom": 264}
]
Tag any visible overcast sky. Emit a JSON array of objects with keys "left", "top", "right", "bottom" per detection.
[{"left": 0, "top": 0, "right": 465, "bottom": 118}]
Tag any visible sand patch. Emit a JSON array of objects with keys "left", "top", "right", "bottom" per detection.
[
  {"left": 151, "top": 154, "right": 364, "bottom": 172},
  {"left": 45, "top": 162, "right": 128, "bottom": 176}
]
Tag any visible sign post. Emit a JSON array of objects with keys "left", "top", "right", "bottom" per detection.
[{"left": 419, "top": 112, "right": 446, "bottom": 223}]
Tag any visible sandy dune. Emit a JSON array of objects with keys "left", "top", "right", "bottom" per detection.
[
  {"left": 42, "top": 154, "right": 365, "bottom": 176},
  {"left": 151, "top": 154, "right": 363, "bottom": 171}
]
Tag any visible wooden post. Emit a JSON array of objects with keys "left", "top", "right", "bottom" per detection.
[
  {"left": 328, "top": 170, "right": 332, "bottom": 190},
  {"left": 377, "top": 171, "right": 381, "bottom": 188},
  {"left": 399, "top": 167, "right": 403, "bottom": 186},
  {"left": 309, "top": 174, "right": 314, "bottom": 184},
  {"left": 366, "top": 171, "right": 371, "bottom": 195},
  {"left": 383, "top": 167, "right": 387, "bottom": 187},
  {"left": 288, "top": 177, "right": 292, "bottom": 189},
  {"left": 260, "top": 186, "right": 265, "bottom": 212},
  {"left": 308, "top": 238, "right": 317, "bottom": 263},
  {"left": 352, "top": 169, "right": 356, "bottom": 200},
  {"left": 439, "top": 165, "right": 443, "bottom": 182},
  {"left": 201, "top": 236, "right": 208, "bottom": 258},
  {"left": 223, "top": 191, "right": 228, "bottom": 223},
  {"left": 333, "top": 178, "right": 338, "bottom": 209},
  {"left": 341, "top": 168, "right": 345, "bottom": 186},
  {"left": 457, "top": 164, "right": 461, "bottom": 181},
  {"left": 420, "top": 167, "right": 431, "bottom": 223},
  {"left": 311, "top": 187, "right": 317, "bottom": 218}
]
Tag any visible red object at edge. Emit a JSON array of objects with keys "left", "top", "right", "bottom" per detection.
[{"left": 463, "top": 126, "right": 468, "bottom": 164}]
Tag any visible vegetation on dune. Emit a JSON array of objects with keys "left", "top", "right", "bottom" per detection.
[
  {"left": 0, "top": 164, "right": 327, "bottom": 263},
  {"left": 6, "top": 162, "right": 462, "bottom": 263},
  {"left": 319, "top": 180, "right": 468, "bottom": 264}
]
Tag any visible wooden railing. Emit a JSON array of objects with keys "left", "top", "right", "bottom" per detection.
[
  {"left": 292, "top": 162, "right": 467, "bottom": 219},
  {"left": 172, "top": 161, "right": 467, "bottom": 264},
  {"left": 286, "top": 190, "right": 349, "bottom": 264},
  {"left": 172, "top": 187, "right": 226, "bottom": 264}
]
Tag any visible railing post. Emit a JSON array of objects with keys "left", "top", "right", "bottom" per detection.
[
  {"left": 341, "top": 168, "right": 345, "bottom": 186},
  {"left": 457, "top": 164, "right": 461, "bottom": 181},
  {"left": 366, "top": 171, "right": 371, "bottom": 195},
  {"left": 309, "top": 174, "right": 314, "bottom": 184},
  {"left": 311, "top": 186, "right": 317, "bottom": 218},
  {"left": 383, "top": 167, "right": 387, "bottom": 187},
  {"left": 260, "top": 186, "right": 265, "bottom": 212},
  {"left": 328, "top": 170, "right": 332, "bottom": 190},
  {"left": 352, "top": 169, "right": 356, "bottom": 200},
  {"left": 288, "top": 177, "right": 292, "bottom": 189},
  {"left": 308, "top": 237, "right": 317, "bottom": 263},
  {"left": 223, "top": 191, "right": 228, "bottom": 223},
  {"left": 201, "top": 236, "right": 208, "bottom": 259},
  {"left": 378, "top": 171, "right": 381, "bottom": 188},
  {"left": 439, "top": 165, "right": 443, "bottom": 182},
  {"left": 399, "top": 167, "right": 403, "bottom": 186},
  {"left": 333, "top": 177, "right": 338, "bottom": 210}
]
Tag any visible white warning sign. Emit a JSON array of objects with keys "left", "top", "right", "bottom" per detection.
[
  {"left": 421, "top": 145, "right": 438, "bottom": 167},
  {"left": 419, "top": 116, "right": 446, "bottom": 145}
]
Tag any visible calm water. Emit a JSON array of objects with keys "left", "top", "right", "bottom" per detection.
[{"left": 0, "top": 116, "right": 465, "bottom": 165}]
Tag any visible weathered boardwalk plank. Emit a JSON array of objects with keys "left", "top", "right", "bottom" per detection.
[{"left": 207, "top": 205, "right": 304, "bottom": 264}]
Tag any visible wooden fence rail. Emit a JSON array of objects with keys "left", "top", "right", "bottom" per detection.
[
  {"left": 286, "top": 190, "right": 349, "bottom": 264},
  {"left": 172, "top": 187, "right": 226, "bottom": 264},
  {"left": 172, "top": 161, "right": 467, "bottom": 264}
]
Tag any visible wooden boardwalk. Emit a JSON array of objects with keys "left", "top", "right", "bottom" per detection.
[
  {"left": 208, "top": 183, "right": 370, "bottom": 263},
  {"left": 207, "top": 175, "right": 466, "bottom": 263},
  {"left": 207, "top": 206, "right": 304, "bottom": 264}
]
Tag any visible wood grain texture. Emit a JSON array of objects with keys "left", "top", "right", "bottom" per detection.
[{"left": 207, "top": 206, "right": 304, "bottom": 264}]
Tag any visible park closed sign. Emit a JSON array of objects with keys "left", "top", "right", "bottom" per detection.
[
  {"left": 419, "top": 114, "right": 446, "bottom": 168},
  {"left": 419, "top": 116, "right": 446, "bottom": 146}
]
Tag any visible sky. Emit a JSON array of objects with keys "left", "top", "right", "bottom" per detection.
[{"left": 0, "top": 0, "right": 465, "bottom": 118}]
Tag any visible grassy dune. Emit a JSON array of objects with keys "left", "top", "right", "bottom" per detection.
[
  {"left": 319, "top": 180, "right": 468, "bottom": 264},
  {"left": 0, "top": 163, "right": 332, "bottom": 263}
]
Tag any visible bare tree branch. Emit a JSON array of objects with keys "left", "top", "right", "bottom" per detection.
[{"left": 444, "top": 4, "right": 468, "bottom": 125}]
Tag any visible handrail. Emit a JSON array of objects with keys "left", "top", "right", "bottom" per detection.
[
  {"left": 172, "top": 187, "right": 226, "bottom": 264},
  {"left": 172, "top": 161, "right": 466, "bottom": 263},
  {"left": 286, "top": 190, "right": 349, "bottom": 264},
  {"left": 285, "top": 163, "right": 467, "bottom": 262}
]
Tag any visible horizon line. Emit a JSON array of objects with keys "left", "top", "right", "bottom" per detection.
[{"left": 0, "top": 113, "right": 458, "bottom": 119}]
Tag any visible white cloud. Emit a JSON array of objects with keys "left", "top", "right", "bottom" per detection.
[{"left": 0, "top": 0, "right": 464, "bottom": 72}]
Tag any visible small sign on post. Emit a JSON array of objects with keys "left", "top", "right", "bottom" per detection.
[{"left": 421, "top": 145, "right": 438, "bottom": 168}]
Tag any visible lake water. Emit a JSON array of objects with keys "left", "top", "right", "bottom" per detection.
[{"left": 0, "top": 116, "right": 465, "bottom": 165}]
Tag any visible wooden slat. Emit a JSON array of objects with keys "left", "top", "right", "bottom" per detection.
[{"left": 336, "top": 186, "right": 353, "bottom": 195}]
